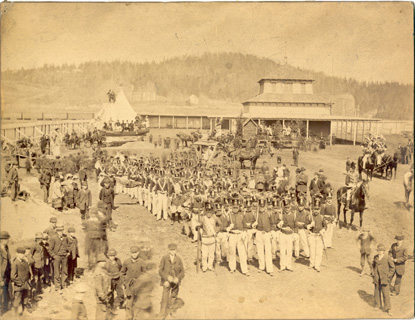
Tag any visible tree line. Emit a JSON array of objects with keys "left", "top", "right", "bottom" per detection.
[{"left": 2, "top": 52, "right": 413, "bottom": 120}]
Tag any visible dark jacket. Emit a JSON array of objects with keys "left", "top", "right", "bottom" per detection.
[
  {"left": 390, "top": 243, "right": 408, "bottom": 275},
  {"left": 159, "top": 254, "right": 184, "bottom": 285},
  {"left": 0, "top": 245, "right": 11, "bottom": 284},
  {"left": 11, "top": 257, "right": 30, "bottom": 290},
  {"left": 48, "top": 234, "right": 69, "bottom": 258},
  {"left": 373, "top": 254, "right": 394, "bottom": 285}
]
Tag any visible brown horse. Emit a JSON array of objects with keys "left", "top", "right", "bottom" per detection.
[
  {"left": 227, "top": 147, "right": 261, "bottom": 170},
  {"left": 336, "top": 180, "right": 369, "bottom": 230}
]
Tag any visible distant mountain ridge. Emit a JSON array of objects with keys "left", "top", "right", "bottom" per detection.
[{"left": 1, "top": 52, "right": 413, "bottom": 120}]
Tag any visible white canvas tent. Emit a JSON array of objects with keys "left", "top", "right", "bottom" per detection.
[{"left": 94, "top": 88, "right": 137, "bottom": 124}]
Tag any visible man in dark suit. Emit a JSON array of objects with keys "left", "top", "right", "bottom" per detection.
[
  {"left": 48, "top": 224, "right": 69, "bottom": 291},
  {"left": 372, "top": 243, "right": 395, "bottom": 316},
  {"left": 389, "top": 235, "right": 408, "bottom": 296},
  {"left": 159, "top": 243, "right": 185, "bottom": 320}
]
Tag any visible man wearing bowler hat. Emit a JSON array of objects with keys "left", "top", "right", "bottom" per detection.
[
  {"left": 372, "top": 243, "right": 394, "bottom": 316},
  {"left": 389, "top": 235, "right": 408, "bottom": 296},
  {"left": 159, "top": 243, "right": 184, "bottom": 320}
]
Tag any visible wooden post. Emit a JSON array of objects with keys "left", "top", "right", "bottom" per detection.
[
  {"left": 376, "top": 121, "right": 379, "bottom": 135},
  {"left": 329, "top": 121, "right": 333, "bottom": 146},
  {"left": 362, "top": 121, "right": 365, "bottom": 143},
  {"left": 172, "top": 116, "right": 175, "bottom": 129},
  {"left": 186, "top": 116, "right": 189, "bottom": 129},
  {"left": 200, "top": 117, "right": 203, "bottom": 130},
  {"left": 306, "top": 120, "right": 309, "bottom": 138},
  {"left": 158, "top": 116, "right": 161, "bottom": 129},
  {"left": 353, "top": 121, "right": 357, "bottom": 145}
]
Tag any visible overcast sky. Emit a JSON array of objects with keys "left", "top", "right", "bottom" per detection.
[{"left": 1, "top": 2, "right": 413, "bottom": 84}]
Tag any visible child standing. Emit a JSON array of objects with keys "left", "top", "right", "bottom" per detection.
[
  {"left": 11, "top": 247, "right": 31, "bottom": 317},
  {"left": 356, "top": 227, "right": 375, "bottom": 276},
  {"left": 66, "top": 227, "right": 79, "bottom": 285}
]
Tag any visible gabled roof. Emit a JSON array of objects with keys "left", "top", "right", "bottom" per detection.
[
  {"left": 243, "top": 93, "right": 332, "bottom": 105},
  {"left": 243, "top": 118, "right": 258, "bottom": 127}
]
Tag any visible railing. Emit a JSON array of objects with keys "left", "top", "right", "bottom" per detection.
[
  {"left": 1, "top": 120, "right": 92, "bottom": 143},
  {"left": 2, "top": 112, "right": 95, "bottom": 121}
]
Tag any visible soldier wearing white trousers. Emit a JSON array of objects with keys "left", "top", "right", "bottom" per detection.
[
  {"left": 295, "top": 201, "right": 312, "bottom": 258},
  {"left": 228, "top": 200, "right": 249, "bottom": 276},
  {"left": 278, "top": 200, "right": 296, "bottom": 271},
  {"left": 197, "top": 204, "right": 221, "bottom": 272},
  {"left": 320, "top": 195, "right": 337, "bottom": 248},
  {"left": 306, "top": 206, "right": 327, "bottom": 272},
  {"left": 253, "top": 198, "right": 274, "bottom": 275}
]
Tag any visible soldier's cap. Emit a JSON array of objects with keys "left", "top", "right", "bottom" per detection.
[
  {"left": 108, "top": 248, "right": 117, "bottom": 256},
  {"left": 35, "top": 232, "right": 43, "bottom": 239},
  {"left": 168, "top": 243, "right": 177, "bottom": 250},
  {"left": 295, "top": 168, "right": 301, "bottom": 173},
  {"left": 97, "top": 253, "right": 107, "bottom": 262},
  {"left": 56, "top": 224, "right": 64, "bottom": 231},
  {"left": 67, "top": 227, "right": 75, "bottom": 233},
  {"left": 16, "top": 247, "right": 26, "bottom": 254},
  {"left": 376, "top": 244, "right": 386, "bottom": 251},
  {"left": 395, "top": 235, "right": 405, "bottom": 240},
  {"left": 130, "top": 246, "right": 140, "bottom": 253},
  {"left": 319, "top": 169, "right": 324, "bottom": 173},
  {"left": 0, "top": 231, "right": 10, "bottom": 239}
]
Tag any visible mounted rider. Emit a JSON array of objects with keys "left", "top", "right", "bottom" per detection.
[{"left": 345, "top": 162, "right": 360, "bottom": 208}]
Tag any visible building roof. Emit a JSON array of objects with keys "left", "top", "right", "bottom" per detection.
[
  {"left": 242, "top": 112, "right": 381, "bottom": 122},
  {"left": 243, "top": 93, "right": 332, "bottom": 105},
  {"left": 258, "top": 77, "right": 314, "bottom": 83}
]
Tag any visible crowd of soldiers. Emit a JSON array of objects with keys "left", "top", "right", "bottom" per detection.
[{"left": 96, "top": 149, "right": 338, "bottom": 277}]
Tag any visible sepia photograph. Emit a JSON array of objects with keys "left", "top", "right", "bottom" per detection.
[{"left": 0, "top": 2, "right": 414, "bottom": 319}]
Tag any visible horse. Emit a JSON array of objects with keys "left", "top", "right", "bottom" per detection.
[
  {"left": 176, "top": 131, "right": 200, "bottom": 148},
  {"left": 358, "top": 154, "right": 375, "bottom": 181},
  {"left": 377, "top": 153, "right": 398, "bottom": 180},
  {"left": 336, "top": 180, "right": 369, "bottom": 230},
  {"left": 227, "top": 148, "right": 261, "bottom": 170}
]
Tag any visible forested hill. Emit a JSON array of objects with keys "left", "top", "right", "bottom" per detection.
[{"left": 2, "top": 52, "right": 413, "bottom": 120}]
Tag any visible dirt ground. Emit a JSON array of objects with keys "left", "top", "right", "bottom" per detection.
[{"left": 1, "top": 131, "right": 414, "bottom": 319}]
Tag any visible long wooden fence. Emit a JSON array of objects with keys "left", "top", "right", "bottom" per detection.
[{"left": 1, "top": 120, "right": 92, "bottom": 143}]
